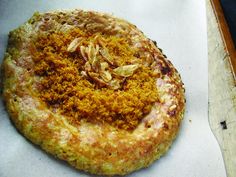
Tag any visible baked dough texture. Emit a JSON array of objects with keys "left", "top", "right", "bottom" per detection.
[{"left": 2, "top": 9, "right": 185, "bottom": 176}]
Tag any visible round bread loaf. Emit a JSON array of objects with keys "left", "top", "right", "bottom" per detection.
[{"left": 2, "top": 9, "right": 185, "bottom": 176}]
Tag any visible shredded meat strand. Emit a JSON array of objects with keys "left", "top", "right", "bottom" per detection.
[{"left": 33, "top": 28, "right": 159, "bottom": 130}]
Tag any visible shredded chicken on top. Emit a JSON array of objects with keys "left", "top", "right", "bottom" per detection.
[{"left": 33, "top": 28, "right": 159, "bottom": 130}]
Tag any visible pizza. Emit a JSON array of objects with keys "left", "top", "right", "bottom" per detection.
[{"left": 1, "top": 9, "right": 185, "bottom": 176}]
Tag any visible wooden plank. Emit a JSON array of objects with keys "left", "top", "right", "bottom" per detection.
[
  {"left": 210, "top": 0, "right": 236, "bottom": 80},
  {"left": 207, "top": 0, "right": 236, "bottom": 177}
]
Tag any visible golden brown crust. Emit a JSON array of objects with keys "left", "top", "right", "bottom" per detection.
[{"left": 2, "top": 9, "right": 185, "bottom": 176}]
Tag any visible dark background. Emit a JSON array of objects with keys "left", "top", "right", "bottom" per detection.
[{"left": 220, "top": 0, "right": 236, "bottom": 48}]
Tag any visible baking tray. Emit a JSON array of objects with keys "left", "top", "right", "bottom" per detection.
[{"left": 0, "top": 0, "right": 226, "bottom": 176}]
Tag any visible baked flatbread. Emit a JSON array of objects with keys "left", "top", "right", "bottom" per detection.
[{"left": 2, "top": 9, "right": 185, "bottom": 176}]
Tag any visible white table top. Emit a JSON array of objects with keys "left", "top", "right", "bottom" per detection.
[{"left": 0, "top": 0, "right": 226, "bottom": 176}]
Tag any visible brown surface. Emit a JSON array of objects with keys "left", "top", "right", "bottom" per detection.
[
  {"left": 207, "top": 0, "right": 236, "bottom": 177},
  {"left": 210, "top": 0, "right": 236, "bottom": 80}
]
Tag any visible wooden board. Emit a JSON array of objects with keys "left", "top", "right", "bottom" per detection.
[
  {"left": 210, "top": 0, "right": 236, "bottom": 80},
  {"left": 207, "top": 0, "right": 236, "bottom": 177}
]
